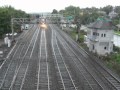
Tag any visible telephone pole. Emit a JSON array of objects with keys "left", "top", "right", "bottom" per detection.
[
  {"left": 76, "top": 19, "right": 81, "bottom": 42},
  {"left": 11, "top": 18, "right": 14, "bottom": 41}
]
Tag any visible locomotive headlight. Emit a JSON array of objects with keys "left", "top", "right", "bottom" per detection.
[{"left": 40, "top": 23, "right": 47, "bottom": 29}]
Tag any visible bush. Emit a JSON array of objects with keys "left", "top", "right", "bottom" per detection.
[{"left": 113, "top": 45, "right": 120, "bottom": 53}]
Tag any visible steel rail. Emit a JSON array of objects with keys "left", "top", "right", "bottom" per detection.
[
  {"left": 51, "top": 27, "right": 66, "bottom": 90},
  {"left": 51, "top": 25, "right": 78, "bottom": 90},
  {"left": 53, "top": 24, "right": 120, "bottom": 90},
  {"left": 7, "top": 26, "right": 38, "bottom": 90},
  {"left": 37, "top": 29, "right": 50, "bottom": 90},
  {"left": 19, "top": 28, "right": 40, "bottom": 90},
  {"left": 56, "top": 31, "right": 104, "bottom": 90}
]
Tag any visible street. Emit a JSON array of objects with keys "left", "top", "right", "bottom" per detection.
[{"left": 0, "top": 23, "right": 120, "bottom": 90}]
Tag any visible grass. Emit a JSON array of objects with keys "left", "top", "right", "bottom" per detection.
[
  {"left": 69, "top": 30, "right": 77, "bottom": 40},
  {"left": 102, "top": 44, "right": 120, "bottom": 76},
  {"left": 68, "top": 28, "right": 85, "bottom": 43},
  {"left": 114, "top": 31, "right": 120, "bottom": 35},
  {"left": 105, "top": 53, "right": 120, "bottom": 75}
]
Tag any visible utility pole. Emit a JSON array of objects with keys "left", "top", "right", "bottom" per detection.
[
  {"left": 11, "top": 18, "right": 14, "bottom": 41},
  {"left": 118, "top": 16, "right": 120, "bottom": 32},
  {"left": 117, "top": 16, "right": 120, "bottom": 32},
  {"left": 76, "top": 19, "right": 81, "bottom": 42}
]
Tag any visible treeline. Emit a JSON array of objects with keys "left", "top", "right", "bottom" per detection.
[
  {"left": 52, "top": 5, "right": 120, "bottom": 25},
  {"left": 0, "top": 6, "right": 29, "bottom": 38}
]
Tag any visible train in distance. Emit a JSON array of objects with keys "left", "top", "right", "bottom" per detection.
[{"left": 39, "top": 18, "right": 47, "bottom": 29}]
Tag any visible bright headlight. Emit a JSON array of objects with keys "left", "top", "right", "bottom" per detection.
[{"left": 40, "top": 23, "right": 47, "bottom": 29}]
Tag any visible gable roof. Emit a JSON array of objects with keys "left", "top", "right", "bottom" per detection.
[{"left": 87, "top": 17, "right": 114, "bottom": 30}]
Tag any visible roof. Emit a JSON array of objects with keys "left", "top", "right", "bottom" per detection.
[{"left": 87, "top": 17, "right": 114, "bottom": 30}]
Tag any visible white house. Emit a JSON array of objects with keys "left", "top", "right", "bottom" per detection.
[
  {"left": 116, "top": 24, "right": 120, "bottom": 31},
  {"left": 87, "top": 17, "right": 114, "bottom": 56},
  {"left": 60, "top": 18, "right": 67, "bottom": 28},
  {"left": 97, "top": 11, "right": 106, "bottom": 16},
  {"left": 80, "top": 25, "right": 89, "bottom": 32},
  {"left": 108, "top": 8, "right": 118, "bottom": 19}
]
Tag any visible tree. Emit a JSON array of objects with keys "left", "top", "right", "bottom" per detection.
[
  {"left": 59, "top": 10, "right": 65, "bottom": 14},
  {"left": 52, "top": 9, "right": 58, "bottom": 14},
  {"left": 58, "top": 5, "right": 120, "bottom": 25},
  {"left": 0, "top": 6, "right": 29, "bottom": 38},
  {"left": 115, "top": 6, "right": 120, "bottom": 14},
  {"left": 64, "top": 5, "right": 80, "bottom": 17},
  {"left": 102, "top": 5, "right": 113, "bottom": 15}
]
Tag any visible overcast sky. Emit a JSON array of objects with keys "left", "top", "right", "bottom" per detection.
[{"left": 0, "top": 0, "right": 119, "bottom": 13}]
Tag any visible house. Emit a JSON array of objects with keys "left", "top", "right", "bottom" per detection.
[
  {"left": 87, "top": 17, "right": 114, "bottom": 56},
  {"left": 69, "top": 24, "right": 76, "bottom": 28},
  {"left": 116, "top": 24, "right": 120, "bottom": 31},
  {"left": 108, "top": 8, "right": 118, "bottom": 19},
  {"left": 60, "top": 17, "right": 67, "bottom": 29},
  {"left": 97, "top": 11, "right": 106, "bottom": 16},
  {"left": 80, "top": 25, "right": 89, "bottom": 32}
]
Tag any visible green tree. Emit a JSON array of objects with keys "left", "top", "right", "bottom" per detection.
[
  {"left": 59, "top": 10, "right": 65, "bottom": 15},
  {"left": 115, "top": 6, "right": 120, "bottom": 14},
  {"left": 52, "top": 9, "right": 58, "bottom": 14},
  {"left": 0, "top": 6, "right": 29, "bottom": 38},
  {"left": 102, "top": 5, "right": 113, "bottom": 15}
]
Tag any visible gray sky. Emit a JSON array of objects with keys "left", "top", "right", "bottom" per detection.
[{"left": 0, "top": 0, "right": 119, "bottom": 13}]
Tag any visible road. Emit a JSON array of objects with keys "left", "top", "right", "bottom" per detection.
[{"left": 0, "top": 23, "right": 120, "bottom": 90}]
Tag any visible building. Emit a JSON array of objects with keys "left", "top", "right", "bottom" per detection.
[
  {"left": 87, "top": 17, "right": 114, "bottom": 56},
  {"left": 97, "top": 11, "right": 106, "bottom": 16},
  {"left": 108, "top": 8, "right": 118, "bottom": 19},
  {"left": 116, "top": 24, "right": 120, "bottom": 31},
  {"left": 80, "top": 25, "right": 89, "bottom": 32},
  {"left": 60, "top": 17, "right": 67, "bottom": 29}
]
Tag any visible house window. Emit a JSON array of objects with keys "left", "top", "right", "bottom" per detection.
[
  {"left": 104, "top": 47, "right": 107, "bottom": 50},
  {"left": 104, "top": 34, "right": 106, "bottom": 37},
  {"left": 93, "top": 32, "right": 96, "bottom": 35},
  {"left": 101, "top": 34, "right": 103, "bottom": 37},
  {"left": 93, "top": 45, "right": 94, "bottom": 50},
  {"left": 97, "top": 33, "right": 99, "bottom": 36}
]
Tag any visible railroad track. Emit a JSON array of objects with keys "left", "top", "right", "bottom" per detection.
[
  {"left": 0, "top": 24, "right": 38, "bottom": 90},
  {"left": 37, "top": 29, "right": 50, "bottom": 90},
  {"left": 53, "top": 24, "right": 120, "bottom": 90},
  {"left": 0, "top": 22, "right": 120, "bottom": 90},
  {"left": 46, "top": 25, "right": 61, "bottom": 90},
  {"left": 21, "top": 27, "right": 41, "bottom": 90},
  {"left": 51, "top": 25, "right": 78, "bottom": 90},
  {"left": 55, "top": 30, "right": 104, "bottom": 90},
  {"left": 9, "top": 26, "right": 39, "bottom": 90}
]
